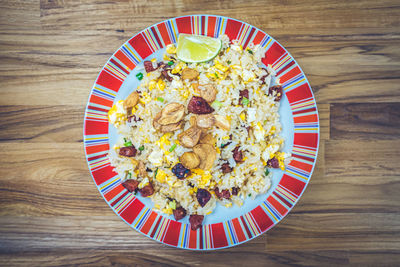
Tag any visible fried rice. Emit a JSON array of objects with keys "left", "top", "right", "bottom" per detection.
[{"left": 107, "top": 35, "right": 291, "bottom": 229}]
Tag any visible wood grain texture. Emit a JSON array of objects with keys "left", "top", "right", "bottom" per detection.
[
  {"left": 330, "top": 103, "right": 400, "bottom": 140},
  {"left": 0, "top": 0, "right": 399, "bottom": 266}
]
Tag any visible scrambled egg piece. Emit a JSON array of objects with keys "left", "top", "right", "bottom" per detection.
[
  {"left": 166, "top": 44, "right": 176, "bottom": 54},
  {"left": 148, "top": 149, "right": 164, "bottom": 166},
  {"left": 149, "top": 80, "right": 157, "bottom": 90},
  {"left": 162, "top": 207, "right": 173, "bottom": 215},
  {"left": 157, "top": 133, "right": 172, "bottom": 147},
  {"left": 197, "top": 172, "right": 212, "bottom": 188},
  {"left": 171, "top": 62, "right": 185, "bottom": 74},
  {"left": 155, "top": 169, "right": 167, "bottom": 183},
  {"left": 275, "top": 152, "right": 286, "bottom": 170},
  {"left": 108, "top": 100, "right": 126, "bottom": 126},
  {"left": 254, "top": 122, "right": 266, "bottom": 142},
  {"left": 157, "top": 79, "right": 166, "bottom": 90},
  {"left": 215, "top": 63, "right": 229, "bottom": 72}
]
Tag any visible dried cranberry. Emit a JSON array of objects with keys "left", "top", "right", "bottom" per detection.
[
  {"left": 240, "top": 89, "right": 249, "bottom": 99},
  {"left": 231, "top": 187, "right": 239, "bottom": 196},
  {"left": 268, "top": 85, "right": 283, "bottom": 101},
  {"left": 221, "top": 162, "right": 233, "bottom": 173},
  {"left": 172, "top": 163, "right": 191, "bottom": 179},
  {"left": 173, "top": 207, "right": 187, "bottom": 221},
  {"left": 121, "top": 180, "right": 139, "bottom": 193},
  {"left": 187, "top": 96, "right": 214, "bottom": 114},
  {"left": 189, "top": 214, "right": 204, "bottom": 231},
  {"left": 196, "top": 189, "right": 211, "bottom": 207},
  {"left": 267, "top": 157, "right": 280, "bottom": 168},
  {"left": 144, "top": 61, "right": 156, "bottom": 72},
  {"left": 119, "top": 146, "right": 137, "bottom": 157},
  {"left": 239, "top": 89, "right": 249, "bottom": 105},
  {"left": 161, "top": 70, "right": 173, "bottom": 82},
  {"left": 215, "top": 187, "right": 231, "bottom": 199},
  {"left": 139, "top": 183, "right": 154, "bottom": 197},
  {"left": 232, "top": 146, "right": 243, "bottom": 163}
]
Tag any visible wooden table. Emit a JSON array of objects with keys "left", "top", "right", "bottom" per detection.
[{"left": 1, "top": 0, "right": 399, "bottom": 266}]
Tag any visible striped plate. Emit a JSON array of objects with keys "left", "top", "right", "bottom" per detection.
[{"left": 83, "top": 15, "right": 319, "bottom": 250}]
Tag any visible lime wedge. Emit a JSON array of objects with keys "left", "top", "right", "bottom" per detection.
[{"left": 176, "top": 34, "right": 222, "bottom": 63}]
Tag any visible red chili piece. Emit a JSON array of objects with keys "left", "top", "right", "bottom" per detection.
[
  {"left": 161, "top": 70, "right": 173, "bottom": 82},
  {"left": 139, "top": 183, "right": 154, "bottom": 197},
  {"left": 232, "top": 146, "right": 243, "bottom": 163},
  {"left": 221, "top": 162, "right": 233, "bottom": 173},
  {"left": 144, "top": 61, "right": 156, "bottom": 72},
  {"left": 215, "top": 187, "right": 231, "bottom": 199},
  {"left": 121, "top": 180, "right": 139, "bottom": 193},
  {"left": 189, "top": 214, "right": 204, "bottom": 231},
  {"left": 173, "top": 207, "right": 187, "bottom": 221},
  {"left": 119, "top": 146, "right": 137, "bottom": 157},
  {"left": 187, "top": 96, "right": 215, "bottom": 114}
]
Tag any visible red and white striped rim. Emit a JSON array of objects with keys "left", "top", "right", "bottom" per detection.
[{"left": 83, "top": 15, "right": 319, "bottom": 250}]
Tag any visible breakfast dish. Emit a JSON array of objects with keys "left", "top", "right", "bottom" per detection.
[
  {"left": 107, "top": 34, "right": 291, "bottom": 230},
  {"left": 84, "top": 15, "right": 319, "bottom": 250}
]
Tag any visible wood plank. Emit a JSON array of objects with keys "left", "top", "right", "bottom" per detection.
[
  {"left": 266, "top": 212, "right": 400, "bottom": 251},
  {"left": 0, "top": 215, "right": 267, "bottom": 252},
  {"left": 291, "top": 139, "right": 400, "bottom": 215},
  {"left": 4, "top": 249, "right": 400, "bottom": 267},
  {"left": 0, "top": 105, "right": 84, "bottom": 143},
  {"left": 37, "top": 0, "right": 400, "bottom": 33},
  {"left": 318, "top": 104, "right": 329, "bottom": 140},
  {"left": 0, "top": 143, "right": 109, "bottom": 216},
  {"left": 0, "top": 0, "right": 40, "bottom": 31},
  {"left": 324, "top": 140, "right": 400, "bottom": 178},
  {"left": 330, "top": 103, "right": 400, "bottom": 140}
]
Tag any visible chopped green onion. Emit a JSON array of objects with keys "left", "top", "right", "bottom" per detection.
[
  {"left": 126, "top": 172, "right": 132, "bottom": 179},
  {"left": 157, "top": 97, "right": 164, "bottom": 102},
  {"left": 264, "top": 168, "right": 270, "bottom": 176},
  {"left": 154, "top": 168, "right": 158, "bottom": 179},
  {"left": 169, "top": 143, "right": 177, "bottom": 152},
  {"left": 214, "top": 72, "right": 219, "bottom": 78},
  {"left": 167, "top": 61, "right": 174, "bottom": 66},
  {"left": 124, "top": 140, "right": 133, "bottom": 147},
  {"left": 211, "top": 100, "right": 222, "bottom": 109},
  {"left": 169, "top": 200, "right": 176, "bottom": 210},
  {"left": 136, "top": 72, "right": 143, "bottom": 80},
  {"left": 227, "top": 60, "right": 231, "bottom": 64},
  {"left": 247, "top": 49, "right": 253, "bottom": 55},
  {"left": 248, "top": 193, "right": 252, "bottom": 197},
  {"left": 241, "top": 97, "right": 249, "bottom": 106},
  {"left": 139, "top": 145, "right": 144, "bottom": 151}
]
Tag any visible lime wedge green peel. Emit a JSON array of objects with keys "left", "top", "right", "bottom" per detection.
[{"left": 176, "top": 34, "right": 222, "bottom": 63}]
